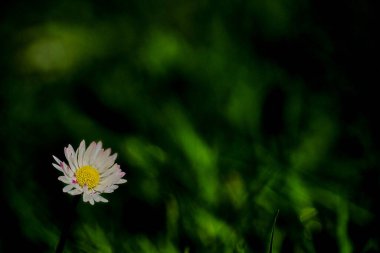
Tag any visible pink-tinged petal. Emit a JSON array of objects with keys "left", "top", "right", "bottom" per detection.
[
  {"left": 63, "top": 184, "right": 74, "bottom": 192},
  {"left": 78, "top": 140, "right": 86, "bottom": 167},
  {"left": 60, "top": 162, "right": 67, "bottom": 173},
  {"left": 83, "top": 142, "right": 96, "bottom": 166},
  {"left": 52, "top": 163, "right": 63, "bottom": 172}
]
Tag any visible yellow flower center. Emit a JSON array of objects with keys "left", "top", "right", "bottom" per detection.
[{"left": 75, "top": 165, "right": 100, "bottom": 189}]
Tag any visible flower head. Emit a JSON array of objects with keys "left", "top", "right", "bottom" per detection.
[{"left": 52, "top": 140, "right": 127, "bottom": 205}]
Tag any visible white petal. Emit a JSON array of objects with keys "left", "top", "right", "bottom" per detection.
[
  {"left": 90, "top": 142, "right": 103, "bottom": 166},
  {"left": 83, "top": 142, "right": 96, "bottom": 166},
  {"left": 89, "top": 197, "right": 95, "bottom": 205},
  {"left": 78, "top": 140, "right": 86, "bottom": 167},
  {"left": 99, "top": 196, "right": 108, "bottom": 203},
  {"left": 94, "top": 148, "right": 109, "bottom": 168},
  {"left": 98, "top": 153, "right": 117, "bottom": 172},
  {"left": 117, "top": 179, "right": 127, "bottom": 184},
  {"left": 52, "top": 163, "right": 63, "bottom": 172},
  {"left": 63, "top": 146, "right": 78, "bottom": 173},
  {"left": 99, "top": 175, "right": 116, "bottom": 186},
  {"left": 103, "top": 187, "right": 114, "bottom": 193},
  {"left": 101, "top": 164, "right": 119, "bottom": 178},
  {"left": 94, "top": 194, "right": 108, "bottom": 203},
  {"left": 64, "top": 146, "right": 77, "bottom": 171},
  {"left": 52, "top": 155, "right": 62, "bottom": 164},
  {"left": 83, "top": 185, "right": 90, "bottom": 194},
  {"left": 63, "top": 184, "right": 74, "bottom": 192},
  {"left": 94, "top": 184, "right": 106, "bottom": 192},
  {"left": 72, "top": 145, "right": 80, "bottom": 170},
  {"left": 68, "top": 188, "right": 83, "bottom": 195},
  {"left": 83, "top": 192, "right": 89, "bottom": 202},
  {"left": 110, "top": 185, "right": 119, "bottom": 190},
  {"left": 104, "top": 189, "right": 114, "bottom": 193},
  {"left": 97, "top": 169, "right": 124, "bottom": 189},
  {"left": 93, "top": 194, "right": 100, "bottom": 201},
  {"left": 102, "top": 185, "right": 118, "bottom": 193},
  {"left": 101, "top": 172, "right": 122, "bottom": 187},
  {"left": 58, "top": 176, "right": 71, "bottom": 184},
  {"left": 62, "top": 162, "right": 74, "bottom": 177},
  {"left": 68, "top": 158, "right": 78, "bottom": 173}
]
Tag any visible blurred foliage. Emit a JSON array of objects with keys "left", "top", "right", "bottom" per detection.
[{"left": 0, "top": 0, "right": 379, "bottom": 253}]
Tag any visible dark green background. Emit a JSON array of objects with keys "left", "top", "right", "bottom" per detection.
[{"left": 0, "top": 1, "right": 378, "bottom": 252}]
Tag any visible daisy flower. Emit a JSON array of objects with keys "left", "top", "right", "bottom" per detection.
[{"left": 52, "top": 140, "right": 127, "bottom": 205}]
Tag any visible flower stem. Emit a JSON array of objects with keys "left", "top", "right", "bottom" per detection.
[{"left": 55, "top": 196, "right": 80, "bottom": 253}]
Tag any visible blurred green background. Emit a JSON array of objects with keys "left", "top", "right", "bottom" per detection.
[{"left": 0, "top": 1, "right": 378, "bottom": 252}]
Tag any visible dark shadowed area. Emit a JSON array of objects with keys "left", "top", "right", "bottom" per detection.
[{"left": 0, "top": 1, "right": 378, "bottom": 252}]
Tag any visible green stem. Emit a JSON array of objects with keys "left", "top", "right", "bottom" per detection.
[{"left": 268, "top": 209, "right": 280, "bottom": 253}]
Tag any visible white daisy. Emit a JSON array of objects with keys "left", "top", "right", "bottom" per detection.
[{"left": 52, "top": 140, "right": 127, "bottom": 205}]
